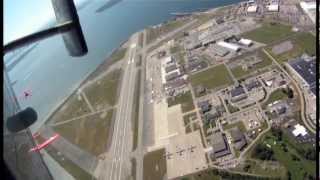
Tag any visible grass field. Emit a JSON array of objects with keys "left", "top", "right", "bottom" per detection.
[
  {"left": 239, "top": 159, "right": 287, "bottom": 178},
  {"left": 252, "top": 132, "right": 316, "bottom": 180},
  {"left": 43, "top": 144, "right": 96, "bottom": 180},
  {"left": 132, "top": 70, "right": 141, "bottom": 151},
  {"left": 262, "top": 89, "right": 288, "bottom": 108},
  {"left": 146, "top": 19, "right": 189, "bottom": 44},
  {"left": 167, "top": 91, "right": 195, "bottom": 113},
  {"left": 53, "top": 109, "right": 114, "bottom": 156},
  {"left": 171, "top": 45, "right": 186, "bottom": 65},
  {"left": 48, "top": 92, "right": 91, "bottom": 124},
  {"left": 223, "top": 121, "right": 247, "bottom": 133},
  {"left": 226, "top": 103, "right": 240, "bottom": 114},
  {"left": 190, "top": 64, "right": 233, "bottom": 90},
  {"left": 143, "top": 148, "right": 167, "bottom": 180},
  {"left": 267, "top": 32, "right": 316, "bottom": 63},
  {"left": 33, "top": 135, "right": 95, "bottom": 180},
  {"left": 183, "top": 112, "right": 197, "bottom": 126},
  {"left": 241, "top": 22, "right": 294, "bottom": 44},
  {"left": 84, "top": 69, "right": 122, "bottom": 109},
  {"left": 109, "top": 48, "right": 127, "bottom": 64},
  {"left": 230, "top": 51, "right": 273, "bottom": 79}
]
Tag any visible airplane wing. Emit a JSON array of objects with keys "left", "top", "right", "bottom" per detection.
[{"left": 29, "top": 134, "right": 60, "bottom": 152}]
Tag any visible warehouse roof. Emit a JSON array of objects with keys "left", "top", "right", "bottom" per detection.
[
  {"left": 217, "top": 41, "right": 240, "bottom": 51},
  {"left": 289, "top": 56, "right": 316, "bottom": 95}
]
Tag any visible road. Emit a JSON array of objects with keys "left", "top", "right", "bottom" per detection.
[{"left": 96, "top": 33, "right": 139, "bottom": 180}]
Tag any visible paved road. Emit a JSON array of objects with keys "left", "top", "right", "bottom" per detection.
[
  {"left": 97, "top": 33, "right": 139, "bottom": 180},
  {"left": 134, "top": 29, "right": 147, "bottom": 180}
]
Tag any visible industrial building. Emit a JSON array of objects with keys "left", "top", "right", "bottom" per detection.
[
  {"left": 208, "top": 44, "right": 230, "bottom": 57},
  {"left": 217, "top": 41, "right": 240, "bottom": 52},
  {"left": 245, "top": 80, "right": 262, "bottom": 92},
  {"left": 229, "top": 127, "right": 247, "bottom": 151},
  {"left": 198, "top": 100, "right": 211, "bottom": 114},
  {"left": 230, "top": 86, "right": 247, "bottom": 102},
  {"left": 288, "top": 55, "right": 316, "bottom": 96},
  {"left": 247, "top": 5, "right": 258, "bottom": 13},
  {"left": 238, "top": 38, "right": 253, "bottom": 47},
  {"left": 209, "top": 132, "right": 231, "bottom": 158},
  {"left": 292, "top": 124, "right": 308, "bottom": 137}
]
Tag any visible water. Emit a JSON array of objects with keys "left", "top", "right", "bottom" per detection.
[{"left": 6, "top": 0, "right": 242, "bottom": 132}]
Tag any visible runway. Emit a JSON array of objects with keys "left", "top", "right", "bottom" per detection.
[{"left": 97, "top": 33, "right": 139, "bottom": 180}]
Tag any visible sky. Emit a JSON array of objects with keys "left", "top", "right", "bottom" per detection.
[{"left": 4, "top": 0, "right": 86, "bottom": 44}]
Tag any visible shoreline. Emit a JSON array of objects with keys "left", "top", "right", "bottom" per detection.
[
  {"left": 35, "top": 1, "right": 241, "bottom": 133},
  {"left": 35, "top": 38, "right": 130, "bottom": 133}
]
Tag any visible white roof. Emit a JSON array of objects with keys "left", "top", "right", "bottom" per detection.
[
  {"left": 247, "top": 5, "right": 257, "bottom": 12},
  {"left": 300, "top": 1, "right": 316, "bottom": 10},
  {"left": 267, "top": 4, "right": 279, "bottom": 11},
  {"left": 162, "top": 56, "right": 172, "bottom": 65},
  {"left": 265, "top": 80, "right": 273, "bottom": 86},
  {"left": 292, "top": 124, "right": 308, "bottom": 137},
  {"left": 217, "top": 41, "right": 240, "bottom": 51},
  {"left": 239, "top": 38, "right": 253, "bottom": 45}
]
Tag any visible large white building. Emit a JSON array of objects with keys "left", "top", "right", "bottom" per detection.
[
  {"left": 238, "top": 38, "right": 253, "bottom": 46},
  {"left": 247, "top": 5, "right": 258, "bottom": 13},
  {"left": 292, "top": 124, "right": 308, "bottom": 137},
  {"left": 266, "top": 4, "right": 279, "bottom": 12},
  {"left": 217, "top": 41, "right": 240, "bottom": 52}
]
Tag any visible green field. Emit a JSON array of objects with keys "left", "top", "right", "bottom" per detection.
[
  {"left": 267, "top": 32, "right": 316, "bottom": 63},
  {"left": 132, "top": 70, "right": 141, "bottom": 151},
  {"left": 185, "top": 125, "right": 192, "bottom": 134},
  {"left": 230, "top": 51, "right": 273, "bottom": 79},
  {"left": 109, "top": 48, "right": 127, "bottom": 64},
  {"left": 34, "top": 136, "right": 95, "bottom": 180},
  {"left": 226, "top": 103, "right": 240, "bottom": 114},
  {"left": 262, "top": 89, "right": 288, "bottom": 108},
  {"left": 238, "top": 159, "right": 287, "bottom": 178},
  {"left": 242, "top": 22, "right": 294, "bottom": 44},
  {"left": 251, "top": 131, "right": 316, "bottom": 180},
  {"left": 171, "top": 45, "right": 186, "bottom": 65},
  {"left": 48, "top": 92, "right": 91, "bottom": 124},
  {"left": 146, "top": 19, "right": 189, "bottom": 44},
  {"left": 223, "top": 121, "right": 246, "bottom": 133},
  {"left": 53, "top": 109, "right": 114, "bottom": 156},
  {"left": 190, "top": 64, "right": 233, "bottom": 90},
  {"left": 84, "top": 69, "right": 122, "bottom": 109},
  {"left": 167, "top": 91, "right": 195, "bottom": 113},
  {"left": 143, "top": 149, "right": 167, "bottom": 180},
  {"left": 180, "top": 167, "right": 278, "bottom": 180},
  {"left": 183, "top": 112, "right": 197, "bottom": 126}
]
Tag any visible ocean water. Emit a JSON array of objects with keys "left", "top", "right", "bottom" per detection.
[{"left": 6, "top": 0, "right": 242, "bottom": 132}]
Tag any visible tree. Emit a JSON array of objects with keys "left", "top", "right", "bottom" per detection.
[
  {"left": 304, "top": 148, "right": 316, "bottom": 161},
  {"left": 243, "top": 164, "right": 251, "bottom": 172},
  {"left": 287, "top": 171, "right": 292, "bottom": 180},
  {"left": 252, "top": 144, "right": 275, "bottom": 161},
  {"left": 271, "top": 128, "right": 282, "bottom": 141}
]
